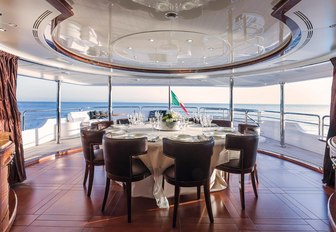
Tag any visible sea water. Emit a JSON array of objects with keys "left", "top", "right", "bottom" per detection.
[{"left": 18, "top": 101, "right": 330, "bottom": 132}]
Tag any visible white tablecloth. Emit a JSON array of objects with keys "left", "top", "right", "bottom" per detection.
[{"left": 108, "top": 123, "right": 239, "bottom": 208}]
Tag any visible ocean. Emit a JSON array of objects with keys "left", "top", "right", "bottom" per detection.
[{"left": 18, "top": 101, "right": 330, "bottom": 133}]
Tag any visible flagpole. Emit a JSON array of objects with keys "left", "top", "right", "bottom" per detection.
[{"left": 168, "top": 85, "right": 171, "bottom": 110}]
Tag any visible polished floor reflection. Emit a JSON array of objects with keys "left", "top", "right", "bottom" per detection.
[{"left": 11, "top": 152, "right": 333, "bottom": 231}]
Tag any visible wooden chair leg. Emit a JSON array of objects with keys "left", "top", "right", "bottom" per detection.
[
  {"left": 87, "top": 165, "right": 95, "bottom": 197},
  {"left": 101, "top": 178, "right": 110, "bottom": 212},
  {"left": 254, "top": 163, "right": 259, "bottom": 184},
  {"left": 126, "top": 182, "right": 132, "bottom": 223},
  {"left": 203, "top": 181, "right": 214, "bottom": 223},
  {"left": 173, "top": 186, "right": 180, "bottom": 228},
  {"left": 162, "top": 176, "right": 165, "bottom": 189},
  {"left": 83, "top": 163, "right": 89, "bottom": 186},
  {"left": 240, "top": 173, "right": 245, "bottom": 210},
  {"left": 197, "top": 186, "right": 201, "bottom": 199},
  {"left": 251, "top": 170, "right": 258, "bottom": 198}
]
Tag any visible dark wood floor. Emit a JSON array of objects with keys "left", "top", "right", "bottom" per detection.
[{"left": 10, "top": 152, "right": 334, "bottom": 232}]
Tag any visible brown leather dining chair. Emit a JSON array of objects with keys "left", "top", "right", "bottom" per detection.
[
  {"left": 162, "top": 138, "right": 215, "bottom": 228},
  {"left": 80, "top": 128, "right": 105, "bottom": 197},
  {"left": 212, "top": 119, "right": 232, "bottom": 127},
  {"left": 90, "top": 121, "right": 114, "bottom": 130},
  {"left": 101, "top": 136, "right": 151, "bottom": 223},
  {"left": 117, "top": 118, "right": 130, "bottom": 124},
  {"left": 215, "top": 134, "right": 259, "bottom": 210},
  {"left": 238, "top": 123, "right": 260, "bottom": 183}
]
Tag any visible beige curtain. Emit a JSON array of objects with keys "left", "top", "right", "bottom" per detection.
[
  {"left": 0, "top": 50, "right": 26, "bottom": 183},
  {"left": 322, "top": 58, "right": 336, "bottom": 186}
]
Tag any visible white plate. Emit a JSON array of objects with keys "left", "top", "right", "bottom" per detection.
[{"left": 216, "top": 127, "right": 235, "bottom": 132}]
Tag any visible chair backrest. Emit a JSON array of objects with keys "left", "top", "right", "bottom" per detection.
[
  {"left": 80, "top": 128, "right": 105, "bottom": 161},
  {"left": 162, "top": 138, "right": 214, "bottom": 183},
  {"left": 117, "top": 118, "right": 130, "bottom": 124},
  {"left": 103, "top": 135, "right": 147, "bottom": 178},
  {"left": 225, "top": 134, "right": 259, "bottom": 170},
  {"left": 238, "top": 124, "right": 260, "bottom": 136},
  {"left": 212, "top": 119, "right": 232, "bottom": 127},
  {"left": 91, "top": 121, "right": 114, "bottom": 130}
]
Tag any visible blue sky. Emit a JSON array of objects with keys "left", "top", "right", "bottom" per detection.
[{"left": 17, "top": 76, "right": 332, "bottom": 105}]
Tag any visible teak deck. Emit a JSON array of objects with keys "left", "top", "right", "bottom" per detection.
[{"left": 11, "top": 152, "right": 333, "bottom": 231}]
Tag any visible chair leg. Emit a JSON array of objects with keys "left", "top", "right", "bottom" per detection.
[
  {"left": 203, "top": 181, "right": 214, "bottom": 223},
  {"left": 251, "top": 170, "right": 258, "bottom": 198},
  {"left": 197, "top": 186, "right": 201, "bottom": 199},
  {"left": 173, "top": 186, "right": 180, "bottom": 228},
  {"left": 87, "top": 165, "right": 95, "bottom": 197},
  {"left": 101, "top": 178, "right": 110, "bottom": 212},
  {"left": 83, "top": 163, "right": 89, "bottom": 186},
  {"left": 240, "top": 173, "right": 245, "bottom": 210},
  {"left": 162, "top": 176, "right": 165, "bottom": 189},
  {"left": 126, "top": 182, "right": 132, "bottom": 223},
  {"left": 254, "top": 163, "right": 259, "bottom": 184}
]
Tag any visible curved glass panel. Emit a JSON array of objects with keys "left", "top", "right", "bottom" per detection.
[{"left": 52, "top": 0, "right": 291, "bottom": 70}]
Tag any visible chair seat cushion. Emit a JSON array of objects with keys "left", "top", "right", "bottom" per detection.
[
  {"left": 131, "top": 159, "right": 151, "bottom": 182},
  {"left": 216, "top": 159, "right": 253, "bottom": 174},
  {"left": 93, "top": 149, "right": 104, "bottom": 164},
  {"left": 163, "top": 165, "right": 175, "bottom": 181}
]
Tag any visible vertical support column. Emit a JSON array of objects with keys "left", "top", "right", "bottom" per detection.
[
  {"left": 280, "top": 82, "right": 285, "bottom": 147},
  {"left": 229, "top": 77, "right": 234, "bottom": 128},
  {"left": 168, "top": 85, "right": 171, "bottom": 111},
  {"left": 108, "top": 76, "right": 113, "bottom": 121},
  {"left": 56, "top": 80, "right": 61, "bottom": 144}
]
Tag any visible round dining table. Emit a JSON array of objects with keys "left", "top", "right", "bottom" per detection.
[{"left": 105, "top": 123, "right": 239, "bottom": 208}]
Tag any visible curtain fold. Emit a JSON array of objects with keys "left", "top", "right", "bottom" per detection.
[
  {"left": 0, "top": 50, "right": 26, "bottom": 184},
  {"left": 322, "top": 57, "right": 336, "bottom": 186}
]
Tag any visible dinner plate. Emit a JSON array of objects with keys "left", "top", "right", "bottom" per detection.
[
  {"left": 130, "top": 133, "right": 147, "bottom": 138},
  {"left": 216, "top": 127, "right": 235, "bottom": 132}
]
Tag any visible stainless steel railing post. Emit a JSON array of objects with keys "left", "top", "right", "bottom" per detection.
[
  {"left": 56, "top": 80, "right": 62, "bottom": 144},
  {"left": 280, "top": 82, "right": 285, "bottom": 147}
]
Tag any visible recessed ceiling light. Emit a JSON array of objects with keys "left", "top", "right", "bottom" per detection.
[
  {"left": 0, "top": 28, "right": 6, "bottom": 32},
  {"left": 155, "top": 60, "right": 159, "bottom": 63},
  {"left": 7, "top": 23, "right": 17, "bottom": 27},
  {"left": 186, "top": 39, "right": 193, "bottom": 43},
  {"left": 149, "top": 38, "right": 154, "bottom": 42},
  {"left": 128, "top": 47, "right": 132, "bottom": 50}
]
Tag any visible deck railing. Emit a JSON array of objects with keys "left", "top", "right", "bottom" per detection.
[{"left": 21, "top": 105, "right": 330, "bottom": 143}]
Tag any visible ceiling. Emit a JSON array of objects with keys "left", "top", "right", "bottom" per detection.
[{"left": 0, "top": 0, "right": 336, "bottom": 87}]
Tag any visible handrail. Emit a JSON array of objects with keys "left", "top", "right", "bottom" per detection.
[
  {"left": 20, "top": 105, "right": 331, "bottom": 148},
  {"left": 22, "top": 107, "right": 84, "bottom": 130},
  {"left": 322, "top": 115, "right": 330, "bottom": 139}
]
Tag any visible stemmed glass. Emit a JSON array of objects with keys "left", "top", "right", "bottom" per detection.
[{"left": 149, "top": 117, "right": 156, "bottom": 132}]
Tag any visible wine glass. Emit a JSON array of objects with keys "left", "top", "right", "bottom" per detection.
[{"left": 149, "top": 117, "right": 156, "bottom": 132}]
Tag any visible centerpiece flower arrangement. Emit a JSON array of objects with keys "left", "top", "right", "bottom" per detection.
[{"left": 160, "top": 111, "right": 181, "bottom": 130}]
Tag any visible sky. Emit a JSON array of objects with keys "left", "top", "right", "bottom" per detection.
[{"left": 17, "top": 76, "right": 332, "bottom": 105}]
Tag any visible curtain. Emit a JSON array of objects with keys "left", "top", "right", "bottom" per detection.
[
  {"left": 322, "top": 58, "right": 336, "bottom": 186},
  {"left": 0, "top": 50, "right": 26, "bottom": 184}
]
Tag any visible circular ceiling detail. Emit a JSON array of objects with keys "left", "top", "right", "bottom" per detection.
[{"left": 111, "top": 30, "right": 231, "bottom": 69}]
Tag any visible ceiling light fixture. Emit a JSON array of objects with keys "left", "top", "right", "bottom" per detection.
[
  {"left": 0, "top": 28, "right": 6, "bottom": 32},
  {"left": 186, "top": 39, "right": 193, "bottom": 43},
  {"left": 132, "top": 0, "right": 213, "bottom": 12},
  {"left": 149, "top": 38, "right": 154, "bottom": 42}
]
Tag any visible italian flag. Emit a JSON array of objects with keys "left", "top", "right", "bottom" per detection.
[{"left": 171, "top": 90, "right": 189, "bottom": 115}]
